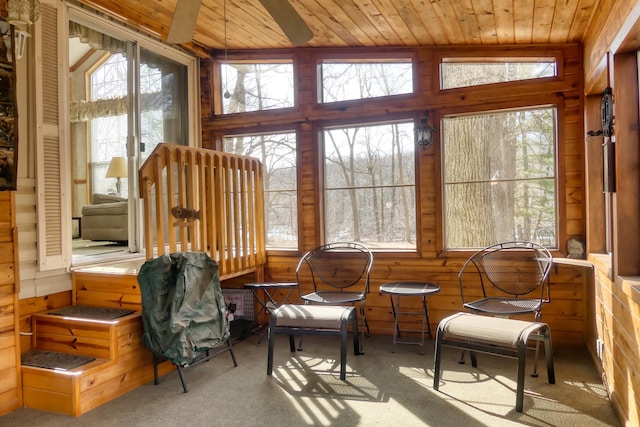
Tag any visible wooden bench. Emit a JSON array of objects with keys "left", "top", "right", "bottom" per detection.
[
  {"left": 267, "top": 304, "right": 362, "bottom": 380},
  {"left": 433, "top": 312, "right": 555, "bottom": 412}
]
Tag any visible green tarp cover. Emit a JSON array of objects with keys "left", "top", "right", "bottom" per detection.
[{"left": 137, "top": 252, "right": 230, "bottom": 366}]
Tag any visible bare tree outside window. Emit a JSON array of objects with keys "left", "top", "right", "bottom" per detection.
[
  {"left": 324, "top": 122, "right": 415, "bottom": 249},
  {"left": 225, "top": 133, "right": 297, "bottom": 249},
  {"left": 221, "top": 59, "right": 415, "bottom": 250},
  {"left": 440, "top": 60, "right": 556, "bottom": 89},
  {"left": 221, "top": 63, "right": 294, "bottom": 114},
  {"left": 220, "top": 62, "right": 297, "bottom": 248},
  {"left": 221, "top": 58, "right": 556, "bottom": 251},
  {"left": 442, "top": 107, "right": 557, "bottom": 249},
  {"left": 319, "top": 60, "right": 416, "bottom": 249},
  {"left": 321, "top": 61, "right": 413, "bottom": 102}
]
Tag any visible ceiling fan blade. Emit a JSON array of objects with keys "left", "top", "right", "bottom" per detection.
[
  {"left": 167, "top": 0, "right": 202, "bottom": 44},
  {"left": 258, "top": 0, "right": 314, "bottom": 46}
]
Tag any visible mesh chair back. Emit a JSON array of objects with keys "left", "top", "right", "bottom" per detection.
[
  {"left": 297, "top": 242, "right": 373, "bottom": 291},
  {"left": 476, "top": 243, "right": 552, "bottom": 296},
  {"left": 462, "top": 241, "right": 552, "bottom": 300}
]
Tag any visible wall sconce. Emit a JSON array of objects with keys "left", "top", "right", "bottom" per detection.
[
  {"left": 416, "top": 112, "right": 436, "bottom": 150},
  {"left": 6, "top": 0, "right": 41, "bottom": 28},
  {"left": 4, "top": 0, "right": 40, "bottom": 61},
  {"left": 13, "top": 29, "right": 30, "bottom": 59}
]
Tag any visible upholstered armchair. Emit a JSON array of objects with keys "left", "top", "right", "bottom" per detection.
[{"left": 81, "top": 194, "right": 128, "bottom": 243}]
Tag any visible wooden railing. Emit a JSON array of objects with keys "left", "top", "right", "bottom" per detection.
[{"left": 139, "top": 143, "right": 266, "bottom": 279}]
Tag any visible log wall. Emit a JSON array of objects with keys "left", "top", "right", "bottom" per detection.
[{"left": 0, "top": 192, "right": 21, "bottom": 416}]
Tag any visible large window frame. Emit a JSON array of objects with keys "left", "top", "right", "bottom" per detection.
[
  {"left": 212, "top": 47, "right": 572, "bottom": 256},
  {"left": 435, "top": 50, "right": 563, "bottom": 92},
  {"left": 439, "top": 57, "right": 557, "bottom": 90},
  {"left": 318, "top": 58, "right": 414, "bottom": 103},
  {"left": 440, "top": 105, "right": 560, "bottom": 251},
  {"left": 219, "top": 61, "right": 295, "bottom": 114},
  {"left": 321, "top": 119, "right": 417, "bottom": 250}
]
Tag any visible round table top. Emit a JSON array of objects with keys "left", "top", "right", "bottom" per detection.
[
  {"left": 243, "top": 282, "right": 298, "bottom": 289},
  {"left": 379, "top": 282, "right": 440, "bottom": 296}
]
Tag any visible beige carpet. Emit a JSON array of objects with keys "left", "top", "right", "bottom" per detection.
[{"left": 2, "top": 334, "right": 620, "bottom": 426}]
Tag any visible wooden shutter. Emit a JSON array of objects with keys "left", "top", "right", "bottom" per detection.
[{"left": 35, "top": 0, "right": 69, "bottom": 271}]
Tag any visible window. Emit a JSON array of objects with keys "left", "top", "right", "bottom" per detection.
[
  {"left": 220, "top": 63, "right": 294, "bottom": 114},
  {"left": 224, "top": 132, "right": 298, "bottom": 249},
  {"left": 89, "top": 53, "right": 128, "bottom": 196},
  {"left": 323, "top": 121, "right": 416, "bottom": 249},
  {"left": 442, "top": 107, "right": 557, "bottom": 249},
  {"left": 139, "top": 49, "right": 188, "bottom": 162},
  {"left": 320, "top": 60, "right": 413, "bottom": 103},
  {"left": 440, "top": 58, "right": 557, "bottom": 89}
]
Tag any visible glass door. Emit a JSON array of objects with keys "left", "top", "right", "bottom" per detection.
[
  {"left": 69, "top": 21, "right": 189, "bottom": 264},
  {"left": 139, "top": 48, "right": 188, "bottom": 162},
  {"left": 69, "top": 23, "right": 132, "bottom": 262}
]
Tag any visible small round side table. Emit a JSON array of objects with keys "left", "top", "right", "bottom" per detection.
[
  {"left": 379, "top": 282, "right": 440, "bottom": 354},
  {"left": 243, "top": 282, "right": 297, "bottom": 344}
]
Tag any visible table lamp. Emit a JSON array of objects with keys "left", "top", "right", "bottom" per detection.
[{"left": 105, "top": 156, "right": 128, "bottom": 196}]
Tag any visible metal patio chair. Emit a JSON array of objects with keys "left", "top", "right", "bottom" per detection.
[
  {"left": 295, "top": 242, "right": 373, "bottom": 353},
  {"left": 457, "top": 241, "right": 553, "bottom": 375}
]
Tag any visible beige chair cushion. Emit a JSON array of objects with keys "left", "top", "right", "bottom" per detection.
[
  {"left": 92, "top": 193, "right": 127, "bottom": 204},
  {"left": 274, "top": 305, "right": 355, "bottom": 329},
  {"left": 439, "top": 312, "right": 546, "bottom": 349}
]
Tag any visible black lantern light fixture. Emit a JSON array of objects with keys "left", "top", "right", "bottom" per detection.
[{"left": 416, "top": 111, "right": 436, "bottom": 150}]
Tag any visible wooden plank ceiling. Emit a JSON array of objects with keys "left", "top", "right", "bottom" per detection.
[{"left": 76, "top": 0, "right": 598, "bottom": 55}]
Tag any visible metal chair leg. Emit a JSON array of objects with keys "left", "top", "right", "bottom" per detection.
[
  {"left": 433, "top": 327, "right": 443, "bottom": 390},
  {"left": 176, "top": 365, "right": 188, "bottom": 393},
  {"left": 227, "top": 339, "right": 238, "bottom": 367},
  {"left": 531, "top": 338, "right": 540, "bottom": 377},
  {"left": 267, "top": 323, "right": 275, "bottom": 376}
]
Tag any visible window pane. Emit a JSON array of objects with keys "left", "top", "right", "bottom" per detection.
[
  {"left": 91, "top": 53, "right": 127, "bottom": 98},
  {"left": 224, "top": 133, "right": 298, "bottom": 249},
  {"left": 90, "top": 116, "right": 128, "bottom": 195},
  {"left": 321, "top": 61, "right": 413, "bottom": 103},
  {"left": 89, "top": 53, "right": 128, "bottom": 196},
  {"left": 221, "top": 63, "right": 294, "bottom": 114},
  {"left": 140, "top": 48, "right": 188, "bottom": 162},
  {"left": 441, "top": 60, "right": 556, "bottom": 89},
  {"left": 442, "top": 108, "right": 557, "bottom": 249},
  {"left": 324, "top": 122, "right": 416, "bottom": 249}
]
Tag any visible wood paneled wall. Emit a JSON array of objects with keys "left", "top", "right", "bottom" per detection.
[
  {"left": 592, "top": 256, "right": 640, "bottom": 426},
  {"left": 200, "top": 44, "right": 589, "bottom": 346},
  {"left": 582, "top": 0, "right": 640, "bottom": 92},
  {"left": 585, "top": 51, "right": 640, "bottom": 426},
  {"left": 0, "top": 192, "right": 21, "bottom": 415}
]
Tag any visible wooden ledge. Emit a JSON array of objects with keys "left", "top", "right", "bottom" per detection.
[{"left": 553, "top": 257, "right": 594, "bottom": 268}]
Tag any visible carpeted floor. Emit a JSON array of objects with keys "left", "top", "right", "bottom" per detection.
[{"left": 2, "top": 334, "right": 621, "bottom": 426}]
